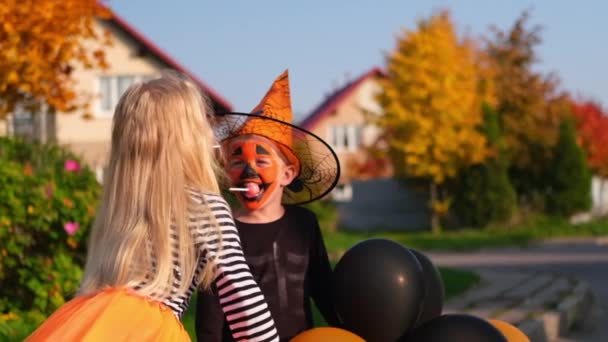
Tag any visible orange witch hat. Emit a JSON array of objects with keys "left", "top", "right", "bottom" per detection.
[
  {"left": 214, "top": 70, "right": 340, "bottom": 205},
  {"left": 234, "top": 70, "right": 300, "bottom": 173}
]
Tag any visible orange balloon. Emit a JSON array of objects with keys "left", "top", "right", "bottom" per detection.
[
  {"left": 290, "top": 327, "right": 366, "bottom": 342},
  {"left": 488, "top": 319, "right": 531, "bottom": 342}
]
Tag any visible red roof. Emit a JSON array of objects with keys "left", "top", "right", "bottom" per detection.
[
  {"left": 300, "top": 67, "right": 386, "bottom": 130},
  {"left": 103, "top": 8, "right": 233, "bottom": 112}
]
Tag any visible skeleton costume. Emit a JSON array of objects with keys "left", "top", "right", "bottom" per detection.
[{"left": 196, "top": 71, "right": 341, "bottom": 342}]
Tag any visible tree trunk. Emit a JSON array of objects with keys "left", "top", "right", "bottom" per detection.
[
  {"left": 39, "top": 103, "right": 47, "bottom": 143},
  {"left": 430, "top": 181, "right": 441, "bottom": 234}
]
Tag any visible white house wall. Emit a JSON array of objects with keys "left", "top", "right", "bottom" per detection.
[
  {"left": 592, "top": 175, "right": 608, "bottom": 216},
  {"left": 55, "top": 19, "right": 166, "bottom": 173}
]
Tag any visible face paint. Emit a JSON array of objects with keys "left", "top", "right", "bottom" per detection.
[{"left": 227, "top": 139, "right": 281, "bottom": 210}]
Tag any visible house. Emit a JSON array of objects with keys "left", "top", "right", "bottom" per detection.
[
  {"left": 300, "top": 68, "right": 430, "bottom": 231},
  {"left": 301, "top": 67, "right": 390, "bottom": 200},
  {"left": 1, "top": 10, "right": 232, "bottom": 182}
]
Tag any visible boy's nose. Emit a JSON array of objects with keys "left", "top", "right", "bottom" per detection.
[{"left": 239, "top": 164, "right": 258, "bottom": 179}]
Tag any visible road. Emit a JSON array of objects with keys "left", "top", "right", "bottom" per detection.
[{"left": 425, "top": 238, "right": 608, "bottom": 341}]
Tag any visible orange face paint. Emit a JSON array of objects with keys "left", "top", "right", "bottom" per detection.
[{"left": 227, "top": 140, "right": 280, "bottom": 210}]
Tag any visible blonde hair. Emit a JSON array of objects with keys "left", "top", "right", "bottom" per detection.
[{"left": 80, "top": 70, "right": 223, "bottom": 299}]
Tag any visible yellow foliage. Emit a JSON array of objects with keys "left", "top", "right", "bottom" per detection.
[
  {"left": 431, "top": 199, "right": 451, "bottom": 217},
  {"left": 67, "top": 237, "right": 78, "bottom": 249},
  {"left": 0, "top": 311, "right": 19, "bottom": 321},
  {"left": 0, "top": 0, "right": 111, "bottom": 119},
  {"left": 62, "top": 198, "right": 75, "bottom": 209},
  {"left": 377, "top": 10, "right": 491, "bottom": 185}
]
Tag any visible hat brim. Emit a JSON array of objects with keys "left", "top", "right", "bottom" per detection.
[{"left": 214, "top": 112, "right": 341, "bottom": 205}]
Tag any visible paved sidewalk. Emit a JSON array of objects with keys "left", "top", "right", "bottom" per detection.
[{"left": 443, "top": 269, "right": 598, "bottom": 342}]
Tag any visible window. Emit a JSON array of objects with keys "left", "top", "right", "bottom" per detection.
[
  {"left": 351, "top": 126, "right": 362, "bottom": 151},
  {"left": 99, "top": 77, "right": 113, "bottom": 111},
  {"left": 327, "top": 124, "right": 361, "bottom": 152},
  {"left": 342, "top": 126, "right": 349, "bottom": 148},
  {"left": 8, "top": 103, "right": 54, "bottom": 141},
  {"left": 347, "top": 126, "right": 361, "bottom": 151},
  {"left": 12, "top": 110, "right": 34, "bottom": 137},
  {"left": 334, "top": 125, "right": 344, "bottom": 150},
  {"left": 97, "top": 74, "right": 155, "bottom": 117},
  {"left": 117, "top": 76, "right": 136, "bottom": 96}
]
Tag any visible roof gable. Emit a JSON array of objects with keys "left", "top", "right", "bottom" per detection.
[
  {"left": 102, "top": 9, "right": 232, "bottom": 112},
  {"left": 300, "top": 67, "right": 385, "bottom": 130}
]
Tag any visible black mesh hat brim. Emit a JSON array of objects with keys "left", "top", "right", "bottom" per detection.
[{"left": 214, "top": 112, "right": 341, "bottom": 205}]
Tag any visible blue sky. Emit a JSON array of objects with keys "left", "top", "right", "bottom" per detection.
[{"left": 111, "top": 0, "right": 607, "bottom": 120}]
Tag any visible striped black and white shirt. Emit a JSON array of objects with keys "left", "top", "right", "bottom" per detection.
[{"left": 135, "top": 191, "right": 279, "bottom": 342}]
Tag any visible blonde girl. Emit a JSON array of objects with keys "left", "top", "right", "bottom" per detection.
[{"left": 27, "top": 70, "right": 279, "bottom": 342}]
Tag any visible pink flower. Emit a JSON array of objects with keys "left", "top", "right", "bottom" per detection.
[
  {"left": 63, "top": 222, "right": 79, "bottom": 236},
  {"left": 45, "top": 186, "right": 54, "bottom": 198},
  {"left": 64, "top": 160, "right": 80, "bottom": 172}
]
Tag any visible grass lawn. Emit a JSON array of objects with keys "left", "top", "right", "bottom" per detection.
[
  {"left": 181, "top": 266, "right": 480, "bottom": 339},
  {"left": 323, "top": 215, "right": 608, "bottom": 255}
]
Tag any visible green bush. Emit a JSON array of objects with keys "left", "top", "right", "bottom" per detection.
[
  {"left": 546, "top": 118, "right": 592, "bottom": 216},
  {"left": 0, "top": 137, "right": 100, "bottom": 322},
  {"left": 0, "top": 309, "right": 46, "bottom": 341},
  {"left": 452, "top": 160, "right": 517, "bottom": 227},
  {"left": 452, "top": 104, "right": 517, "bottom": 227}
]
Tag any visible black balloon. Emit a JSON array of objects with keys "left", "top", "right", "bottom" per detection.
[
  {"left": 410, "top": 249, "right": 445, "bottom": 327},
  {"left": 332, "top": 238, "right": 425, "bottom": 342},
  {"left": 406, "top": 314, "right": 508, "bottom": 342}
]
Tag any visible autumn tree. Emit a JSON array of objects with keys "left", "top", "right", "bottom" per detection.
[
  {"left": 484, "top": 11, "right": 565, "bottom": 201},
  {"left": 0, "top": 0, "right": 112, "bottom": 120},
  {"left": 571, "top": 100, "right": 608, "bottom": 177},
  {"left": 376, "top": 10, "right": 491, "bottom": 232}
]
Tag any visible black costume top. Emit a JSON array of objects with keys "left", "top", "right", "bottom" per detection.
[{"left": 195, "top": 205, "right": 338, "bottom": 342}]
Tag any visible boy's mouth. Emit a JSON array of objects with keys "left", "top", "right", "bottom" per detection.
[{"left": 238, "top": 181, "right": 271, "bottom": 201}]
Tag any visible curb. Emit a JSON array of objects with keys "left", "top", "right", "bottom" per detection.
[
  {"left": 517, "top": 319, "right": 547, "bottom": 342},
  {"left": 517, "top": 281, "right": 596, "bottom": 342}
]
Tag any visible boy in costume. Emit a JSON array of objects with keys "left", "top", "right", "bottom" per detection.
[{"left": 196, "top": 70, "right": 341, "bottom": 341}]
